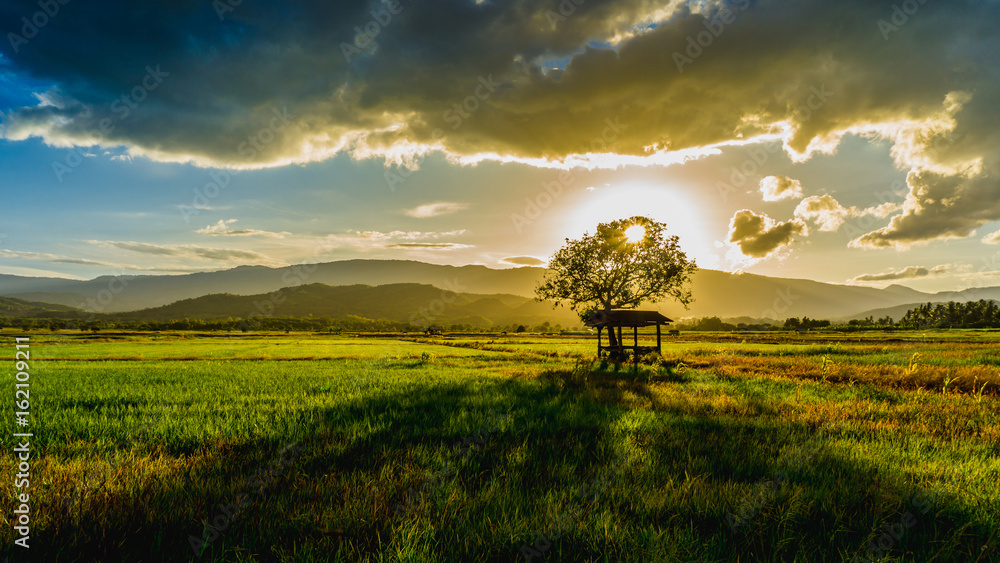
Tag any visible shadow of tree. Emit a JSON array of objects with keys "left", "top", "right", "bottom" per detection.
[{"left": 13, "top": 357, "right": 997, "bottom": 563}]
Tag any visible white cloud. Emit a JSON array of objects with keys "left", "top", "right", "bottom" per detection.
[
  {"left": 981, "top": 228, "right": 1000, "bottom": 245},
  {"left": 404, "top": 202, "right": 469, "bottom": 218},
  {"left": 760, "top": 175, "right": 804, "bottom": 202},
  {"left": 385, "top": 243, "right": 472, "bottom": 250},
  {"left": 317, "top": 229, "right": 470, "bottom": 251},
  {"left": 196, "top": 219, "right": 290, "bottom": 238},
  {"left": 851, "top": 265, "right": 948, "bottom": 283},
  {"left": 796, "top": 194, "right": 903, "bottom": 233}
]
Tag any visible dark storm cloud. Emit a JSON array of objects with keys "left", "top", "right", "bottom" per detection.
[
  {"left": 0, "top": 0, "right": 680, "bottom": 166},
  {"left": 2, "top": 0, "right": 999, "bottom": 247}
]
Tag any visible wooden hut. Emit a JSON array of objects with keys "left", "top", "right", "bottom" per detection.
[{"left": 583, "top": 310, "right": 673, "bottom": 358}]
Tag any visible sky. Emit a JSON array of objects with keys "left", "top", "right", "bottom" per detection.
[{"left": 1, "top": 0, "right": 1000, "bottom": 293}]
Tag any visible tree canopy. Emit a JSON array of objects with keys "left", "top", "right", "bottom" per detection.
[{"left": 535, "top": 216, "right": 697, "bottom": 318}]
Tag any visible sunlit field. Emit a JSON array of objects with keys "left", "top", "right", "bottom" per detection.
[{"left": 2, "top": 330, "right": 998, "bottom": 562}]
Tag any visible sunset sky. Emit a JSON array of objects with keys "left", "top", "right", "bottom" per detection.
[{"left": 2, "top": 0, "right": 999, "bottom": 293}]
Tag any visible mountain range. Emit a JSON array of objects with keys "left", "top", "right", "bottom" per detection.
[
  {"left": 1, "top": 259, "right": 999, "bottom": 323},
  {"left": 91, "top": 283, "right": 580, "bottom": 327}
]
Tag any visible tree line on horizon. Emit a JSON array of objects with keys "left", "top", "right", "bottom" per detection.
[
  {"left": 0, "top": 314, "right": 569, "bottom": 334},
  {"left": 1, "top": 301, "right": 998, "bottom": 334},
  {"left": 897, "top": 300, "right": 1000, "bottom": 329},
  {"left": 678, "top": 300, "right": 1000, "bottom": 331}
]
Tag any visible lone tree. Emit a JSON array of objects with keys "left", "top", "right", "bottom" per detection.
[{"left": 536, "top": 216, "right": 697, "bottom": 349}]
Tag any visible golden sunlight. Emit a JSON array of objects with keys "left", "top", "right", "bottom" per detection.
[
  {"left": 624, "top": 225, "right": 646, "bottom": 243},
  {"left": 563, "top": 182, "right": 719, "bottom": 268}
]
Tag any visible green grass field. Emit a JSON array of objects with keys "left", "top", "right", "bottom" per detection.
[{"left": 1, "top": 330, "right": 998, "bottom": 562}]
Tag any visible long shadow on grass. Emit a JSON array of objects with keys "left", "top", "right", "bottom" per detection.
[{"left": 17, "top": 358, "right": 997, "bottom": 563}]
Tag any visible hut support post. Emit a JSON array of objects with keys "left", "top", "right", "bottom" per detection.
[{"left": 656, "top": 324, "right": 661, "bottom": 353}]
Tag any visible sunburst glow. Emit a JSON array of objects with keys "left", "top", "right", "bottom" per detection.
[
  {"left": 564, "top": 182, "right": 718, "bottom": 268},
  {"left": 624, "top": 225, "right": 646, "bottom": 243}
]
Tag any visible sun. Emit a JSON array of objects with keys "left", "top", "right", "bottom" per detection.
[
  {"left": 562, "top": 181, "right": 718, "bottom": 268},
  {"left": 624, "top": 225, "right": 646, "bottom": 243}
]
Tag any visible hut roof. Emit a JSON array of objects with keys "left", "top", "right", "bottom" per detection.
[{"left": 583, "top": 309, "right": 673, "bottom": 328}]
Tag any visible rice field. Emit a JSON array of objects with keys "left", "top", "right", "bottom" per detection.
[{"left": 1, "top": 330, "right": 997, "bottom": 561}]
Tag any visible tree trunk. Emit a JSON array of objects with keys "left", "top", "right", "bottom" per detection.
[{"left": 603, "top": 301, "right": 622, "bottom": 357}]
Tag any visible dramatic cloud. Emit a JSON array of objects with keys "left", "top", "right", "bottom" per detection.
[
  {"left": 850, "top": 167, "right": 1000, "bottom": 249},
  {"left": 794, "top": 195, "right": 853, "bottom": 232},
  {"left": 501, "top": 256, "right": 545, "bottom": 266},
  {"left": 353, "top": 230, "right": 466, "bottom": 241},
  {"left": 981, "top": 229, "right": 1000, "bottom": 245},
  {"left": 727, "top": 209, "right": 805, "bottom": 259},
  {"left": 759, "top": 175, "right": 803, "bottom": 202},
  {"left": 852, "top": 265, "right": 949, "bottom": 283},
  {"left": 796, "top": 194, "right": 901, "bottom": 233},
  {"left": 317, "top": 229, "right": 469, "bottom": 251},
  {"left": 2, "top": 0, "right": 998, "bottom": 247},
  {"left": 404, "top": 202, "right": 469, "bottom": 218},
  {"left": 196, "top": 219, "right": 290, "bottom": 238}
]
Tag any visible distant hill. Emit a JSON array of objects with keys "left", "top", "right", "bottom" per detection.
[
  {"left": 104, "top": 283, "right": 581, "bottom": 327},
  {"left": 0, "top": 296, "right": 81, "bottom": 317},
  {"left": 0, "top": 260, "right": 543, "bottom": 312},
  {"left": 3, "top": 259, "right": 1000, "bottom": 320}
]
